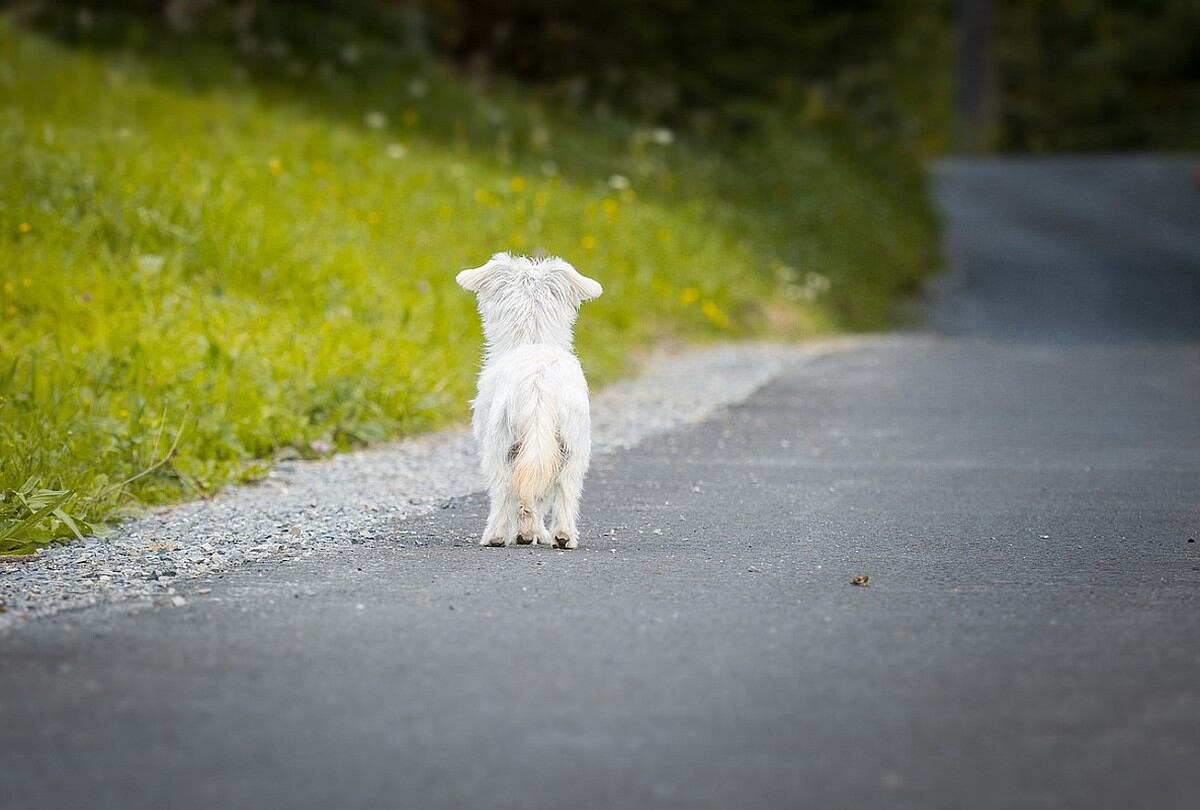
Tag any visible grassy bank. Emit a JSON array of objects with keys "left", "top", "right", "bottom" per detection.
[{"left": 0, "top": 18, "right": 937, "bottom": 554}]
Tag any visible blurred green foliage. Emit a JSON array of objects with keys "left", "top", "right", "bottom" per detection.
[
  {"left": 23, "top": 0, "right": 956, "bottom": 154},
  {"left": 422, "top": 0, "right": 955, "bottom": 156},
  {"left": 995, "top": 0, "right": 1200, "bottom": 151}
]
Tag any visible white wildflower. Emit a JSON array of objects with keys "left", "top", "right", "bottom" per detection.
[
  {"left": 137, "top": 255, "right": 164, "bottom": 274},
  {"left": 805, "top": 271, "right": 831, "bottom": 293},
  {"left": 607, "top": 173, "right": 631, "bottom": 190}
]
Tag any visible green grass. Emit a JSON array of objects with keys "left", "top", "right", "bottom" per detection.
[{"left": 0, "top": 18, "right": 937, "bottom": 554}]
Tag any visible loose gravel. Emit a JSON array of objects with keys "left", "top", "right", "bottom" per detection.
[{"left": 0, "top": 341, "right": 848, "bottom": 630}]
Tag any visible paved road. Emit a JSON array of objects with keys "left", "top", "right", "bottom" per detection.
[
  {"left": 929, "top": 156, "right": 1200, "bottom": 340},
  {"left": 3, "top": 157, "right": 1199, "bottom": 809}
]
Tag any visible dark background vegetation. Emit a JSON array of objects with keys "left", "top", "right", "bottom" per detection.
[
  {"left": 22, "top": 0, "right": 1199, "bottom": 153},
  {"left": 996, "top": 0, "right": 1200, "bottom": 151},
  {"left": 27, "top": 0, "right": 953, "bottom": 153},
  {"left": 422, "top": 0, "right": 953, "bottom": 154}
]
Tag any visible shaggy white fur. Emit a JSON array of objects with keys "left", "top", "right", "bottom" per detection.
[{"left": 456, "top": 252, "right": 603, "bottom": 549}]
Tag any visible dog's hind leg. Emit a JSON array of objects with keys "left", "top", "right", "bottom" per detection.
[
  {"left": 550, "top": 452, "right": 587, "bottom": 550},
  {"left": 516, "top": 499, "right": 551, "bottom": 546},
  {"left": 481, "top": 478, "right": 519, "bottom": 547},
  {"left": 479, "top": 409, "right": 522, "bottom": 547}
]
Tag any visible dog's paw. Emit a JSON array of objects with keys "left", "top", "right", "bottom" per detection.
[
  {"left": 553, "top": 533, "right": 578, "bottom": 550},
  {"left": 481, "top": 534, "right": 512, "bottom": 547},
  {"left": 519, "top": 527, "right": 553, "bottom": 546}
]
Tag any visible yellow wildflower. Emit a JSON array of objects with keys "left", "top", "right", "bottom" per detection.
[
  {"left": 580, "top": 235, "right": 597, "bottom": 250},
  {"left": 18, "top": 222, "right": 32, "bottom": 234},
  {"left": 701, "top": 299, "right": 732, "bottom": 329},
  {"left": 268, "top": 157, "right": 283, "bottom": 175},
  {"left": 509, "top": 176, "right": 526, "bottom": 193},
  {"left": 601, "top": 199, "right": 619, "bottom": 218}
]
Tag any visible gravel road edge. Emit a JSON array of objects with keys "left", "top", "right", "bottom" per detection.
[{"left": 0, "top": 338, "right": 867, "bottom": 630}]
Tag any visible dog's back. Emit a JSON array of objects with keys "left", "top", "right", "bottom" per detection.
[{"left": 474, "top": 343, "right": 591, "bottom": 508}]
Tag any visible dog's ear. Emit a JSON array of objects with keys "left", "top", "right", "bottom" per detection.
[
  {"left": 552, "top": 258, "right": 603, "bottom": 302},
  {"left": 456, "top": 252, "right": 511, "bottom": 293}
]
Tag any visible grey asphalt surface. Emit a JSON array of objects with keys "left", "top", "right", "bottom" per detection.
[{"left": 3, "top": 156, "right": 1199, "bottom": 810}]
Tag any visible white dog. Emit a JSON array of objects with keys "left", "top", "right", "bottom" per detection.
[{"left": 457, "top": 252, "right": 603, "bottom": 549}]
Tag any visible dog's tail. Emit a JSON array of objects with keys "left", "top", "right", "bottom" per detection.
[{"left": 511, "top": 387, "right": 563, "bottom": 510}]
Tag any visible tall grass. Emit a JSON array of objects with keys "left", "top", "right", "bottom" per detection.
[{"left": 0, "top": 19, "right": 936, "bottom": 553}]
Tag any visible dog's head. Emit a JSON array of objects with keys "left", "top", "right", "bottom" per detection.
[{"left": 456, "top": 252, "right": 602, "bottom": 351}]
